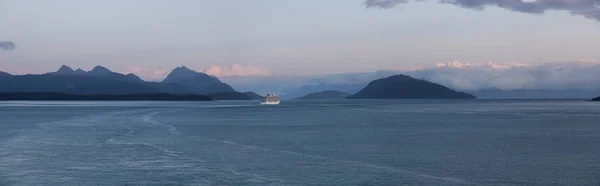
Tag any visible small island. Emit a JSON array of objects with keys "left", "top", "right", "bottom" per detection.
[
  {"left": 0, "top": 92, "right": 212, "bottom": 101},
  {"left": 294, "top": 90, "right": 350, "bottom": 100},
  {"left": 592, "top": 97, "right": 600, "bottom": 101},
  {"left": 348, "top": 74, "right": 476, "bottom": 99}
]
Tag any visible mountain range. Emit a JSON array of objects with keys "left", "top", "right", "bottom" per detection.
[
  {"left": 0, "top": 65, "right": 476, "bottom": 100},
  {"left": 281, "top": 83, "right": 600, "bottom": 100},
  {"left": 215, "top": 61, "right": 600, "bottom": 100},
  {"left": 0, "top": 65, "right": 240, "bottom": 96},
  {"left": 219, "top": 70, "right": 398, "bottom": 98},
  {"left": 2, "top": 64, "right": 599, "bottom": 100}
]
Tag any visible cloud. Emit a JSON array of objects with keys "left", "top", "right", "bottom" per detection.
[
  {"left": 0, "top": 41, "right": 16, "bottom": 51},
  {"left": 407, "top": 60, "right": 600, "bottom": 91},
  {"left": 365, "top": 0, "right": 600, "bottom": 21},
  {"left": 202, "top": 64, "right": 270, "bottom": 77},
  {"left": 365, "top": 0, "right": 409, "bottom": 9}
]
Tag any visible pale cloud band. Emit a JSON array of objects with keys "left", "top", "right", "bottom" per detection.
[
  {"left": 365, "top": 0, "right": 600, "bottom": 21},
  {"left": 217, "top": 60, "right": 600, "bottom": 94},
  {"left": 407, "top": 60, "right": 600, "bottom": 91},
  {"left": 202, "top": 64, "right": 271, "bottom": 77}
]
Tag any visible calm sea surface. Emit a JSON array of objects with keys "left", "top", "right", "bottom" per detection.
[{"left": 0, "top": 100, "right": 598, "bottom": 185}]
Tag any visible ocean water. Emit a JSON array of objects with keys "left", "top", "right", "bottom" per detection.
[{"left": 0, "top": 100, "right": 598, "bottom": 185}]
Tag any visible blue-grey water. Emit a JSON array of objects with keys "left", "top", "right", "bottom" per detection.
[{"left": 0, "top": 100, "right": 598, "bottom": 185}]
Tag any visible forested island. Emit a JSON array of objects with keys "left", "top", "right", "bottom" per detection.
[{"left": 348, "top": 74, "right": 476, "bottom": 99}]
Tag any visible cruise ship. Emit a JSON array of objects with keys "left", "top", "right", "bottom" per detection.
[{"left": 261, "top": 94, "right": 280, "bottom": 105}]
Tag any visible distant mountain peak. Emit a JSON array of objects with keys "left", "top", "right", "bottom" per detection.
[
  {"left": 125, "top": 73, "right": 141, "bottom": 78},
  {"left": 74, "top": 68, "right": 86, "bottom": 74},
  {"left": 164, "top": 66, "right": 206, "bottom": 82},
  {"left": 56, "top": 65, "right": 75, "bottom": 74},
  {"left": 173, "top": 66, "right": 195, "bottom": 73},
  {"left": 90, "top": 65, "right": 112, "bottom": 74},
  {"left": 125, "top": 73, "right": 144, "bottom": 82},
  {"left": 162, "top": 66, "right": 235, "bottom": 94}
]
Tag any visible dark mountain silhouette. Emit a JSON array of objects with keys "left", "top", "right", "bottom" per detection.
[
  {"left": 0, "top": 74, "right": 161, "bottom": 95},
  {"left": 0, "top": 71, "right": 10, "bottom": 76},
  {"left": 0, "top": 65, "right": 243, "bottom": 96},
  {"left": 145, "top": 82, "right": 193, "bottom": 95},
  {"left": 0, "top": 92, "right": 212, "bottom": 101},
  {"left": 61, "top": 65, "right": 194, "bottom": 94},
  {"left": 348, "top": 74, "right": 476, "bottom": 99},
  {"left": 163, "top": 66, "right": 235, "bottom": 94},
  {"left": 207, "top": 92, "right": 252, "bottom": 100},
  {"left": 244, "top": 92, "right": 263, "bottom": 100},
  {"left": 0, "top": 65, "right": 193, "bottom": 95},
  {"left": 294, "top": 90, "right": 350, "bottom": 100},
  {"left": 49, "top": 65, "right": 144, "bottom": 83},
  {"left": 55, "top": 65, "right": 75, "bottom": 75},
  {"left": 592, "top": 97, "right": 600, "bottom": 101}
]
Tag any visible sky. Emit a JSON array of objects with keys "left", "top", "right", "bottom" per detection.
[{"left": 1, "top": 0, "right": 599, "bottom": 80}]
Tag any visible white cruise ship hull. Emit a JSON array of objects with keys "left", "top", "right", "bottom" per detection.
[{"left": 260, "top": 100, "right": 280, "bottom": 105}]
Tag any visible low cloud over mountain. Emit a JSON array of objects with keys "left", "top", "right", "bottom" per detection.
[
  {"left": 212, "top": 59, "right": 600, "bottom": 96},
  {"left": 407, "top": 60, "right": 600, "bottom": 91},
  {"left": 365, "top": 0, "right": 600, "bottom": 21}
]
